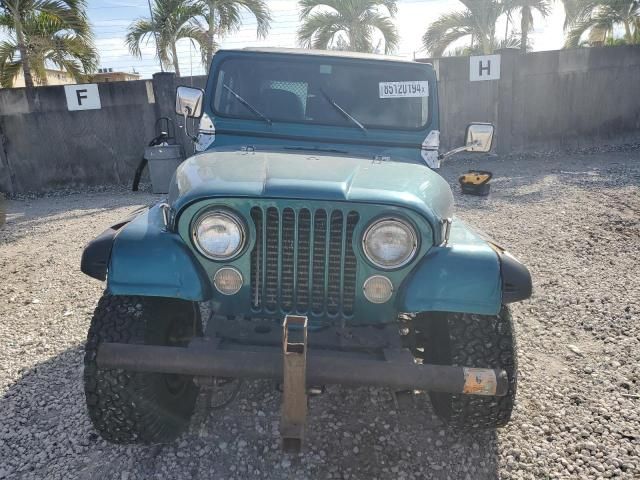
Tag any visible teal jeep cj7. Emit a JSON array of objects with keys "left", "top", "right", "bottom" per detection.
[{"left": 81, "top": 48, "right": 531, "bottom": 450}]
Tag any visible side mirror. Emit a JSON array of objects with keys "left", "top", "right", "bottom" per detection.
[
  {"left": 465, "top": 123, "right": 494, "bottom": 152},
  {"left": 175, "top": 86, "right": 204, "bottom": 118},
  {"left": 438, "top": 122, "right": 495, "bottom": 165}
]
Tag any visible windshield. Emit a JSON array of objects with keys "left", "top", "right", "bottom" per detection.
[{"left": 212, "top": 55, "right": 431, "bottom": 130}]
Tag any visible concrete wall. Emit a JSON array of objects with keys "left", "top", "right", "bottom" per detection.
[
  {"left": 0, "top": 73, "right": 207, "bottom": 194},
  {"left": 430, "top": 46, "right": 640, "bottom": 151},
  {"left": 1, "top": 46, "right": 639, "bottom": 193}
]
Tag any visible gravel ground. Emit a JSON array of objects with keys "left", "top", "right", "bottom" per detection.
[{"left": 0, "top": 150, "right": 639, "bottom": 479}]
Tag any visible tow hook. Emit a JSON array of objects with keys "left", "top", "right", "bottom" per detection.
[{"left": 280, "top": 315, "right": 308, "bottom": 453}]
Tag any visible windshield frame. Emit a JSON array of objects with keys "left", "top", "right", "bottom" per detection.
[{"left": 209, "top": 53, "right": 434, "bottom": 133}]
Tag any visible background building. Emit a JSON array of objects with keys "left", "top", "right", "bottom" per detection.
[
  {"left": 12, "top": 68, "right": 74, "bottom": 87},
  {"left": 91, "top": 68, "right": 140, "bottom": 83}
]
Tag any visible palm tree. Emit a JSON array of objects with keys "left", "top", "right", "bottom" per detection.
[
  {"left": 126, "top": 0, "right": 208, "bottom": 77},
  {"left": 0, "top": 12, "right": 97, "bottom": 88},
  {"left": 560, "top": 0, "right": 584, "bottom": 28},
  {"left": 195, "top": 0, "right": 271, "bottom": 66},
  {"left": 422, "top": 0, "right": 507, "bottom": 57},
  {"left": 504, "top": 0, "right": 551, "bottom": 52},
  {"left": 0, "top": 0, "right": 91, "bottom": 89},
  {"left": 297, "top": 0, "right": 399, "bottom": 54},
  {"left": 564, "top": 0, "right": 640, "bottom": 47}
]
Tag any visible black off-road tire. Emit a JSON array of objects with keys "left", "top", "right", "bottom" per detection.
[
  {"left": 84, "top": 294, "right": 201, "bottom": 444},
  {"left": 418, "top": 306, "right": 517, "bottom": 429}
]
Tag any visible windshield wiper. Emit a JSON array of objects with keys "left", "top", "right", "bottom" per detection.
[
  {"left": 223, "top": 84, "right": 272, "bottom": 125},
  {"left": 320, "top": 89, "right": 367, "bottom": 134}
]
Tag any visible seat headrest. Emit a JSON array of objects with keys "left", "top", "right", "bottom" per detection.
[{"left": 260, "top": 89, "right": 304, "bottom": 121}]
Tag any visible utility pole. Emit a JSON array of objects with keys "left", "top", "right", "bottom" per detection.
[{"left": 146, "top": 0, "right": 164, "bottom": 72}]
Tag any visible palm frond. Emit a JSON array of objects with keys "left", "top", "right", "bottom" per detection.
[
  {"left": 563, "top": 0, "right": 638, "bottom": 47},
  {"left": 379, "top": 0, "right": 398, "bottom": 16},
  {"left": 563, "top": 0, "right": 603, "bottom": 28},
  {"left": 216, "top": 0, "right": 271, "bottom": 37},
  {"left": 125, "top": 19, "right": 156, "bottom": 58},
  {"left": 564, "top": 13, "right": 612, "bottom": 46},
  {"left": 29, "top": 0, "right": 89, "bottom": 32},
  {"left": 297, "top": 11, "right": 345, "bottom": 49},
  {"left": 361, "top": 11, "right": 399, "bottom": 53},
  {"left": 0, "top": 39, "right": 19, "bottom": 88},
  {"left": 298, "top": 0, "right": 343, "bottom": 19},
  {"left": 0, "top": 60, "right": 22, "bottom": 88},
  {"left": 0, "top": 13, "right": 14, "bottom": 30},
  {"left": 495, "top": 34, "right": 522, "bottom": 50},
  {"left": 298, "top": 0, "right": 399, "bottom": 53},
  {"left": 422, "top": 11, "right": 474, "bottom": 57},
  {"left": 1, "top": 8, "right": 97, "bottom": 86},
  {"left": 176, "top": 23, "right": 212, "bottom": 67}
]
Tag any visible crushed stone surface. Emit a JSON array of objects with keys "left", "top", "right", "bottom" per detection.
[{"left": 0, "top": 151, "right": 639, "bottom": 479}]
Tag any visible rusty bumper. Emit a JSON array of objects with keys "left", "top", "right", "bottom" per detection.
[{"left": 96, "top": 338, "right": 508, "bottom": 397}]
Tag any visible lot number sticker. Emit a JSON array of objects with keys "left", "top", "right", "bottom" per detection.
[{"left": 379, "top": 81, "right": 429, "bottom": 98}]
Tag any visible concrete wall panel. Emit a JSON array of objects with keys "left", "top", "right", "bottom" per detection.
[{"left": 1, "top": 47, "right": 639, "bottom": 193}]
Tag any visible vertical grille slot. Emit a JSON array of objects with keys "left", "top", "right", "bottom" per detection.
[
  {"left": 250, "top": 205, "right": 359, "bottom": 318},
  {"left": 250, "top": 207, "right": 262, "bottom": 309},
  {"left": 311, "top": 210, "right": 327, "bottom": 314},
  {"left": 264, "top": 207, "right": 279, "bottom": 312},
  {"left": 343, "top": 212, "right": 359, "bottom": 315},
  {"left": 327, "top": 211, "right": 343, "bottom": 315},
  {"left": 280, "top": 208, "right": 295, "bottom": 311},
  {"left": 296, "top": 209, "right": 311, "bottom": 311}
]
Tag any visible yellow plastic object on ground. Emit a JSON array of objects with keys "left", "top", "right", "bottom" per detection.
[{"left": 458, "top": 170, "right": 492, "bottom": 196}]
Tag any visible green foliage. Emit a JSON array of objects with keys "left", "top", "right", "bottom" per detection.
[
  {"left": 126, "top": 0, "right": 206, "bottom": 76},
  {"left": 564, "top": 0, "right": 640, "bottom": 47},
  {"left": 128, "top": 0, "right": 271, "bottom": 72},
  {"left": 503, "top": 0, "right": 550, "bottom": 52},
  {"left": 0, "top": 1, "right": 96, "bottom": 88},
  {"left": 422, "top": 0, "right": 505, "bottom": 57},
  {"left": 194, "top": 0, "right": 271, "bottom": 65},
  {"left": 297, "top": 0, "right": 399, "bottom": 54}
]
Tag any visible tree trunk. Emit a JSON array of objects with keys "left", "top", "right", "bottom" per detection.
[
  {"left": 521, "top": 7, "right": 529, "bottom": 53},
  {"left": 623, "top": 20, "right": 631, "bottom": 43},
  {"left": 505, "top": 14, "right": 509, "bottom": 42},
  {"left": 480, "top": 32, "right": 491, "bottom": 54},
  {"left": 348, "top": 25, "right": 357, "bottom": 52},
  {"left": 206, "top": 0, "right": 215, "bottom": 67},
  {"left": 15, "top": 16, "right": 35, "bottom": 89},
  {"left": 171, "top": 42, "right": 181, "bottom": 77}
]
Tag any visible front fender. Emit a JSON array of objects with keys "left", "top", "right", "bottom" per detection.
[
  {"left": 399, "top": 219, "right": 503, "bottom": 316},
  {"left": 106, "top": 205, "right": 213, "bottom": 301}
]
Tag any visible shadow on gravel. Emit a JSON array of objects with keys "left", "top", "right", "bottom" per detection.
[
  {"left": 0, "top": 348, "right": 501, "bottom": 479},
  {"left": 440, "top": 152, "right": 640, "bottom": 210},
  {"left": 0, "top": 191, "right": 160, "bottom": 245}
]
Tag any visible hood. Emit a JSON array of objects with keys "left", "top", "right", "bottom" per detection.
[{"left": 168, "top": 150, "right": 453, "bottom": 225}]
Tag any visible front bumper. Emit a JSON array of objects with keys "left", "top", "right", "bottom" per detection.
[
  {"left": 97, "top": 337, "right": 508, "bottom": 396},
  {"left": 98, "top": 314, "right": 509, "bottom": 452}
]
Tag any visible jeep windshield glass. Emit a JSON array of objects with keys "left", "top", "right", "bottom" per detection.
[
  {"left": 212, "top": 56, "right": 430, "bottom": 130},
  {"left": 223, "top": 84, "right": 272, "bottom": 125},
  {"left": 320, "top": 88, "right": 367, "bottom": 133}
]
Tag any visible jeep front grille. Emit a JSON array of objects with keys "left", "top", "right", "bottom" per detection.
[{"left": 250, "top": 207, "right": 359, "bottom": 317}]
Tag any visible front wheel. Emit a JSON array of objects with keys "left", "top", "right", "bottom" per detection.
[
  {"left": 83, "top": 294, "right": 201, "bottom": 444},
  {"left": 416, "top": 306, "right": 517, "bottom": 429}
]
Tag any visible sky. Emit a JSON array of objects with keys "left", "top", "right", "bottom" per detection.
[{"left": 89, "top": 0, "right": 567, "bottom": 79}]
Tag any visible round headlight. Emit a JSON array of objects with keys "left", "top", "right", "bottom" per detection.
[
  {"left": 363, "top": 218, "right": 418, "bottom": 269},
  {"left": 193, "top": 210, "right": 245, "bottom": 260}
]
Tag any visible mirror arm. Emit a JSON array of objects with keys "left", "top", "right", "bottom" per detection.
[
  {"left": 439, "top": 140, "right": 481, "bottom": 162},
  {"left": 439, "top": 145, "right": 470, "bottom": 161},
  {"left": 182, "top": 107, "right": 198, "bottom": 142}
]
